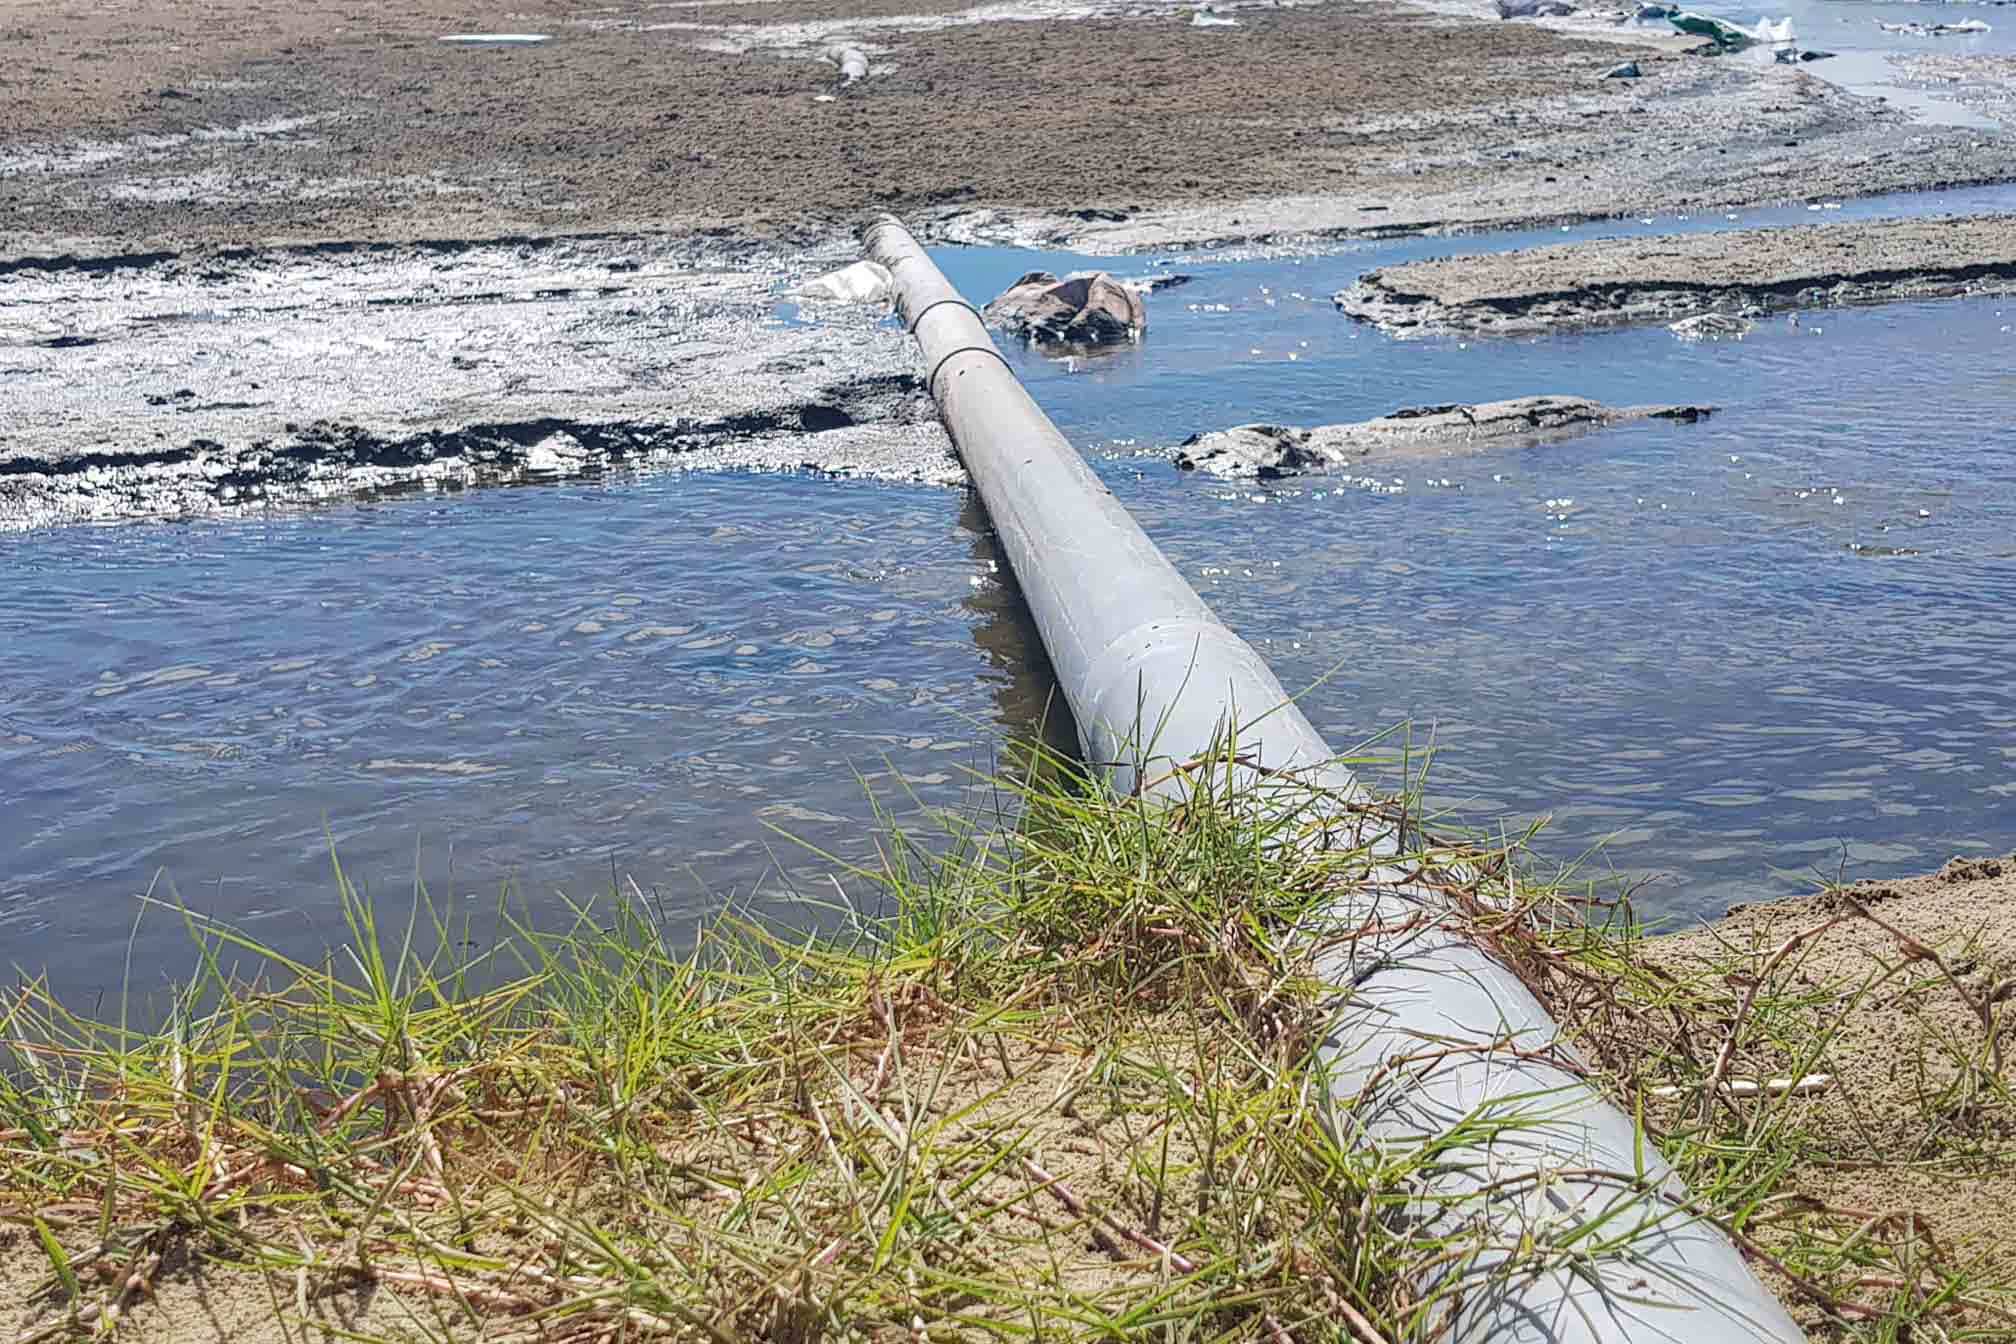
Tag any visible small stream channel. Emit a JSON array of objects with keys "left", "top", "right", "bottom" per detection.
[{"left": 5, "top": 184, "right": 2015, "bottom": 997}]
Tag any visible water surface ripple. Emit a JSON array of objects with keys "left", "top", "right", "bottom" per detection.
[{"left": 6, "top": 193, "right": 2015, "bottom": 991}]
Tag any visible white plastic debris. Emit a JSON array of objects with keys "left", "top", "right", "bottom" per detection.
[
  {"left": 438, "top": 33, "right": 551, "bottom": 44},
  {"left": 826, "top": 45, "right": 871, "bottom": 82},
  {"left": 1190, "top": 6, "right": 1241, "bottom": 25},
  {"left": 1650, "top": 1074, "right": 1831, "bottom": 1100},
  {"left": 795, "top": 260, "right": 894, "bottom": 304},
  {"left": 1670, "top": 312, "right": 1754, "bottom": 341},
  {"left": 1878, "top": 18, "right": 1989, "bottom": 36}
]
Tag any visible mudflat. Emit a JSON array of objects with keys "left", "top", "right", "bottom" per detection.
[
  {"left": 8, "top": 0, "right": 2016, "bottom": 253},
  {"left": 1336, "top": 212, "right": 2016, "bottom": 333}
]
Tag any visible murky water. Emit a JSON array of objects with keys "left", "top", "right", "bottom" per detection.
[{"left": 6, "top": 187, "right": 2016, "bottom": 993}]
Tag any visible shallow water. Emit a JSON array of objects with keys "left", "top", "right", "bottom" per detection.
[
  {"left": 1683, "top": 0, "right": 2014, "bottom": 127},
  {"left": 6, "top": 187, "right": 2016, "bottom": 993}
]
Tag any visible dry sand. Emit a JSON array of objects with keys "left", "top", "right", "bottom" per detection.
[{"left": 1642, "top": 853, "right": 2016, "bottom": 1331}]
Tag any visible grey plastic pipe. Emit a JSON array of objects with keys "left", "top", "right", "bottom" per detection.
[{"left": 862, "top": 215, "right": 1803, "bottom": 1344}]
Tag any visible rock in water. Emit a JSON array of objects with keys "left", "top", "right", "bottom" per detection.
[
  {"left": 982, "top": 271, "right": 1146, "bottom": 346},
  {"left": 1173, "top": 396, "right": 1715, "bottom": 478}
]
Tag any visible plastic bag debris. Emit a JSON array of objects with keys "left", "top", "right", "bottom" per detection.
[
  {"left": 439, "top": 33, "right": 552, "bottom": 44},
  {"left": 1877, "top": 18, "right": 1990, "bottom": 36},
  {"left": 825, "top": 45, "right": 870, "bottom": 82},
  {"left": 1669, "top": 11, "right": 1757, "bottom": 46},
  {"left": 1604, "top": 60, "right": 1642, "bottom": 79},
  {"left": 1671, "top": 12, "right": 1798, "bottom": 53},
  {"left": 1669, "top": 313, "right": 1754, "bottom": 341},
  {"left": 1190, "top": 6, "right": 1241, "bottom": 26},
  {"left": 795, "top": 260, "right": 893, "bottom": 305},
  {"left": 1119, "top": 273, "right": 1195, "bottom": 294}
]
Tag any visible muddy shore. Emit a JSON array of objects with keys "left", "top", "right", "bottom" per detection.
[
  {"left": 0, "top": 237, "right": 956, "bottom": 530},
  {"left": 9, "top": 0, "right": 2016, "bottom": 523},
  {"left": 1337, "top": 211, "right": 2016, "bottom": 334},
  {"left": 9, "top": 0, "right": 2016, "bottom": 257}
]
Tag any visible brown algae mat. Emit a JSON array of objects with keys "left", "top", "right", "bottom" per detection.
[
  {"left": 1338, "top": 213, "right": 2016, "bottom": 335},
  {"left": 2, "top": 761, "right": 2013, "bottom": 1342}
]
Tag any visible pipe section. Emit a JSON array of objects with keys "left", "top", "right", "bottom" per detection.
[{"left": 862, "top": 215, "right": 1802, "bottom": 1344}]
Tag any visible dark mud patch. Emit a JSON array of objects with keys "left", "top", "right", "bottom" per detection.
[
  {"left": 0, "top": 386, "right": 956, "bottom": 530},
  {"left": 1335, "top": 212, "right": 2016, "bottom": 335}
]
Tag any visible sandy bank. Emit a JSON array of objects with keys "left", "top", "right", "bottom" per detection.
[
  {"left": 1336, "top": 211, "right": 2016, "bottom": 334},
  {"left": 1637, "top": 852, "right": 2016, "bottom": 1326}
]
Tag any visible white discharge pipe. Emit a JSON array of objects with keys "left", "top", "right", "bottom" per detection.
[{"left": 863, "top": 215, "right": 1804, "bottom": 1344}]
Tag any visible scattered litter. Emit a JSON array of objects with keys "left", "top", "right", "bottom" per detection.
[
  {"left": 826, "top": 45, "right": 871, "bottom": 82},
  {"left": 1119, "top": 273, "right": 1194, "bottom": 295},
  {"left": 1670, "top": 11, "right": 1758, "bottom": 47},
  {"left": 794, "top": 260, "right": 893, "bottom": 305},
  {"left": 1669, "top": 312, "right": 1754, "bottom": 341},
  {"left": 1603, "top": 61, "right": 1642, "bottom": 80},
  {"left": 1190, "top": 5, "right": 1241, "bottom": 25},
  {"left": 1649, "top": 1074, "right": 1832, "bottom": 1101},
  {"left": 438, "top": 33, "right": 551, "bottom": 44},
  {"left": 1670, "top": 11, "right": 1796, "bottom": 52},
  {"left": 1756, "top": 15, "right": 1795, "bottom": 47},
  {"left": 1876, "top": 18, "right": 1990, "bottom": 36},
  {"left": 813, "top": 94, "right": 837, "bottom": 103}
]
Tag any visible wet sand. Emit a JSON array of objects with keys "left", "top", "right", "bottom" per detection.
[
  {"left": 1336, "top": 212, "right": 2016, "bottom": 334},
  {"left": 7, "top": 0, "right": 2016, "bottom": 256}
]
